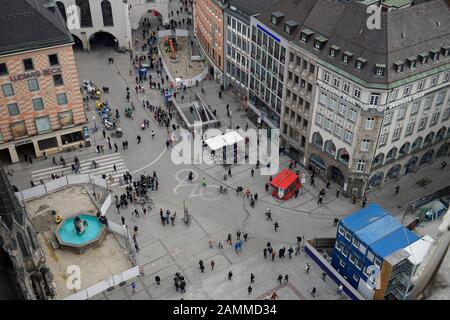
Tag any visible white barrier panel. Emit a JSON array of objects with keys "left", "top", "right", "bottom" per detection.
[
  {"left": 90, "top": 176, "right": 107, "bottom": 188},
  {"left": 45, "top": 177, "right": 68, "bottom": 193},
  {"left": 15, "top": 192, "right": 24, "bottom": 202},
  {"left": 63, "top": 266, "right": 141, "bottom": 300},
  {"left": 157, "top": 29, "right": 172, "bottom": 38},
  {"left": 67, "top": 174, "right": 90, "bottom": 185},
  {"left": 175, "top": 29, "right": 189, "bottom": 37},
  {"left": 100, "top": 194, "right": 112, "bottom": 216},
  {"left": 21, "top": 185, "right": 46, "bottom": 201}
]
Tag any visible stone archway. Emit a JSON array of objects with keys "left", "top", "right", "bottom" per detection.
[
  {"left": 385, "top": 164, "right": 401, "bottom": 182},
  {"left": 71, "top": 33, "right": 84, "bottom": 51},
  {"left": 88, "top": 31, "right": 118, "bottom": 50},
  {"left": 418, "top": 150, "right": 434, "bottom": 167},
  {"left": 436, "top": 143, "right": 449, "bottom": 158},
  {"left": 309, "top": 153, "right": 326, "bottom": 177},
  {"left": 405, "top": 156, "right": 418, "bottom": 175},
  {"left": 367, "top": 172, "right": 384, "bottom": 190}
]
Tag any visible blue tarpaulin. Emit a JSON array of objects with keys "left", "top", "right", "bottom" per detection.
[{"left": 340, "top": 204, "right": 388, "bottom": 233}]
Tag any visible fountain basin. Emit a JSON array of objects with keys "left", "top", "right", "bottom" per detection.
[{"left": 55, "top": 213, "right": 106, "bottom": 254}]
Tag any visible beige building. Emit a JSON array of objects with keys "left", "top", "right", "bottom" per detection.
[{"left": 0, "top": 0, "right": 88, "bottom": 163}]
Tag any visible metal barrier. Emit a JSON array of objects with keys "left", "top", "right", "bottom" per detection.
[{"left": 304, "top": 241, "right": 365, "bottom": 300}]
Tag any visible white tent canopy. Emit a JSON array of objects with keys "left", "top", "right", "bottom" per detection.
[{"left": 204, "top": 131, "right": 244, "bottom": 151}]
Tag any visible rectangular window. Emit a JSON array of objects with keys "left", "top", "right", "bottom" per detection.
[
  {"left": 417, "top": 80, "right": 424, "bottom": 91},
  {"left": 424, "top": 96, "right": 433, "bottom": 109},
  {"left": 392, "top": 127, "right": 401, "bottom": 141},
  {"left": 323, "top": 71, "right": 330, "bottom": 83},
  {"left": 419, "top": 117, "right": 428, "bottom": 130},
  {"left": 325, "top": 118, "right": 334, "bottom": 131},
  {"left": 374, "top": 258, "right": 382, "bottom": 268},
  {"left": 2, "top": 83, "right": 14, "bottom": 96},
  {"left": 335, "top": 241, "right": 343, "bottom": 251},
  {"left": 35, "top": 116, "right": 52, "bottom": 134},
  {"left": 403, "top": 85, "right": 411, "bottom": 96},
  {"left": 23, "top": 58, "right": 34, "bottom": 71},
  {"left": 355, "top": 260, "right": 363, "bottom": 270},
  {"left": 431, "top": 112, "right": 440, "bottom": 125},
  {"left": 436, "top": 91, "right": 446, "bottom": 105},
  {"left": 398, "top": 106, "right": 406, "bottom": 120},
  {"left": 353, "top": 87, "right": 361, "bottom": 99},
  {"left": 353, "top": 274, "right": 360, "bottom": 282},
  {"left": 32, "top": 98, "right": 44, "bottom": 111},
  {"left": 412, "top": 101, "right": 420, "bottom": 114},
  {"left": 344, "top": 231, "right": 351, "bottom": 243},
  {"left": 356, "top": 160, "right": 366, "bottom": 172},
  {"left": 348, "top": 108, "right": 357, "bottom": 122},
  {"left": 444, "top": 72, "right": 450, "bottom": 83},
  {"left": 342, "top": 247, "right": 349, "bottom": 257},
  {"left": 383, "top": 112, "right": 392, "bottom": 125},
  {"left": 7, "top": 103, "right": 20, "bottom": 116},
  {"left": 361, "top": 139, "right": 370, "bottom": 151},
  {"left": 430, "top": 76, "right": 438, "bottom": 87},
  {"left": 365, "top": 118, "right": 375, "bottom": 129},
  {"left": 338, "top": 103, "right": 347, "bottom": 116},
  {"left": 369, "top": 93, "right": 380, "bottom": 107},
  {"left": 442, "top": 108, "right": 450, "bottom": 121},
  {"left": 315, "top": 113, "right": 324, "bottom": 126},
  {"left": 329, "top": 98, "right": 337, "bottom": 110},
  {"left": 335, "top": 124, "right": 343, "bottom": 137},
  {"left": 0, "top": 63, "right": 8, "bottom": 76},
  {"left": 343, "top": 82, "right": 350, "bottom": 94},
  {"left": 379, "top": 133, "right": 387, "bottom": 146},
  {"left": 319, "top": 92, "right": 328, "bottom": 105},
  {"left": 367, "top": 251, "right": 374, "bottom": 263},
  {"left": 406, "top": 122, "right": 415, "bottom": 136},
  {"left": 388, "top": 90, "right": 397, "bottom": 102},
  {"left": 344, "top": 130, "right": 353, "bottom": 143},
  {"left": 303, "top": 60, "right": 308, "bottom": 70},
  {"left": 310, "top": 64, "right": 315, "bottom": 74},
  {"left": 352, "top": 238, "right": 360, "bottom": 249},
  {"left": 333, "top": 77, "right": 340, "bottom": 88},
  {"left": 339, "top": 260, "right": 345, "bottom": 268},
  {"left": 48, "top": 54, "right": 59, "bottom": 66},
  {"left": 28, "top": 78, "right": 39, "bottom": 91},
  {"left": 349, "top": 254, "right": 356, "bottom": 264},
  {"left": 56, "top": 93, "right": 68, "bottom": 105},
  {"left": 338, "top": 226, "right": 345, "bottom": 236}
]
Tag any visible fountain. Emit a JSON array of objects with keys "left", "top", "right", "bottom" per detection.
[{"left": 55, "top": 213, "right": 106, "bottom": 254}]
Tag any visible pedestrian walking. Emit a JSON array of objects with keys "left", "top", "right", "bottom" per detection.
[
  {"left": 318, "top": 195, "right": 323, "bottom": 205},
  {"left": 210, "top": 260, "right": 215, "bottom": 270},
  {"left": 155, "top": 275, "right": 161, "bottom": 285},
  {"left": 284, "top": 274, "right": 289, "bottom": 282},
  {"left": 265, "top": 182, "right": 269, "bottom": 192},
  {"left": 274, "top": 221, "right": 279, "bottom": 232},
  {"left": 277, "top": 274, "right": 283, "bottom": 284},
  {"left": 333, "top": 218, "right": 339, "bottom": 226},
  {"left": 263, "top": 248, "right": 268, "bottom": 259},
  {"left": 131, "top": 281, "right": 136, "bottom": 294},
  {"left": 243, "top": 233, "right": 248, "bottom": 242},
  {"left": 248, "top": 285, "right": 252, "bottom": 295},
  {"left": 152, "top": 130, "right": 155, "bottom": 139},
  {"left": 102, "top": 129, "right": 106, "bottom": 139},
  {"left": 326, "top": 180, "right": 330, "bottom": 188},
  {"left": 362, "top": 196, "right": 367, "bottom": 208},
  {"left": 137, "top": 135, "right": 142, "bottom": 144},
  {"left": 337, "top": 284, "right": 343, "bottom": 295},
  {"left": 288, "top": 246, "right": 293, "bottom": 259},
  {"left": 250, "top": 273, "right": 255, "bottom": 283},
  {"left": 322, "top": 272, "right": 327, "bottom": 281},
  {"left": 236, "top": 230, "right": 241, "bottom": 240},
  {"left": 266, "top": 208, "right": 272, "bottom": 221},
  {"left": 251, "top": 168, "right": 255, "bottom": 177},
  {"left": 395, "top": 185, "right": 400, "bottom": 195},
  {"left": 336, "top": 189, "right": 340, "bottom": 198},
  {"left": 201, "top": 177, "right": 207, "bottom": 188},
  {"left": 271, "top": 251, "right": 276, "bottom": 261},
  {"left": 311, "top": 287, "right": 316, "bottom": 297},
  {"left": 305, "top": 263, "right": 311, "bottom": 273},
  {"left": 228, "top": 270, "right": 233, "bottom": 280},
  {"left": 113, "top": 164, "right": 117, "bottom": 172},
  {"left": 228, "top": 168, "right": 232, "bottom": 177},
  {"left": 114, "top": 143, "right": 118, "bottom": 152},
  {"left": 208, "top": 239, "right": 214, "bottom": 249},
  {"left": 227, "top": 233, "right": 232, "bottom": 245}
]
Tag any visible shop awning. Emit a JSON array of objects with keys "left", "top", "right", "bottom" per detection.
[{"left": 270, "top": 168, "right": 298, "bottom": 189}]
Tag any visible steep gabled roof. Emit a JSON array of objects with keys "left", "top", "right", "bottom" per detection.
[{"left": 0, "top": 0, "right": 73, "bottom": 55}]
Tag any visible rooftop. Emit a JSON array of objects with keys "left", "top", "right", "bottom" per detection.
[
  {"left": 370, "top": 227, "right": 420, "bottom": 258},
  {"left": 354, "top": 215, "right": 402, "bottom": 246},
  {"left": 0, "top": 0, "right": 72, "bottom": 56},
  {"left": 228, "top": 0, "right": 282, "bottom": 16},
  {"left": 340, "top": 204, "right": 388, "bottom": 232},
  {"left": 255, "top": 0, "right": 450, "bottom": 85}
]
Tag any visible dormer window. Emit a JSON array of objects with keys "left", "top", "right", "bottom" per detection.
[
  {"left": 355, "top": 57, "right": 367, "bottom": 70},
  {"left": 300, "top": 29, "right": 314, "bottom": 42},
  {"left": 375, "top": 64, "right": 385, "bottom": 76},
  {"left": 314, "top": 36, "right": 328, "bottom": 50},
  {"left": 329, "top": 45, "right": 340, "bottom": 58},
  {"left": 394, "top": 61, "right": 404, "bottom": 73},
  {"left": 407, "top": 56, "right": 417, "bottom": 69},
  {"left": 419, "top": 52, "right": 428, "bottom": 64},
  {"left": 284, "top": 20, "right": 299, "bottom": 35},
  {"left": 343, "top": 51, "right": 353, "bottom": 64},
  {"left": 271, "top": 12, "right": 284, "bottom": 26},
  {"left": 441, "top": 45, "right": 450, "bottom": 57},
  {"left": 430, "top": 49, "right": 440, "bottom": 61}
]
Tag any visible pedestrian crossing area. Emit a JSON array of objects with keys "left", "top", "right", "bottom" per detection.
[{"left": 31, "top": 153, "right": 129, "bottom": 188}]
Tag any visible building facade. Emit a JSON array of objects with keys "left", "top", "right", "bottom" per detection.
[
  {"left": 0, "top": 0, "right": 88, "bottom": 163},
  {"left": 252, "top": 0, "right": 450, "bottom": 197},
  {"left": 0, "top": 163, "right": 56, "bottom": 299},
  {"left": 193, "top": 0, "right": 225, "bottom": 81},
  {"left": 55, "top": 0, "right": 169, "bottom": 51},
  {"left": 331, "top": 204, "right": 429, "bottom": 300}
]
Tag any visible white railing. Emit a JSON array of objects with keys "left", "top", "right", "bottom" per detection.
[{"left": 63, "top": 266, "right": 141, "bottom": 300}]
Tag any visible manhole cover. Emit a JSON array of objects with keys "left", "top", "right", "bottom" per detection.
[{"left": 415, "top": 177, "right": 432, "bottom": 188}]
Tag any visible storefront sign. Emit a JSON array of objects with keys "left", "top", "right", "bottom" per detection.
[
  {"left": 387, "top": 91, "right": 425, "bottom": 109},
  {"left": 317, "top": 81, "right": 359, "bottom": 106},
  {"left": 14, "top": 138, "right": 31, "bottom": 146},
  {"left": 10, "top": 66, "right": 62, "bottom": 82}
]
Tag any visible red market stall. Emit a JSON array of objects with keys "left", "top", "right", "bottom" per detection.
[{"left": 270, "top": 168, "right": 301, "bottom": 200}]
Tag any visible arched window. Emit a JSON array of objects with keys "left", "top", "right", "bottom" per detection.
[
  {"left": 372, "top": 153, "right": 384, "bottom": 167},
  {"left": 386, "top": 147, "right": 398, "bottom": 162},
  {"left": 399, "top": 142, "right": 410, "bottom": 156},
  {"left": 76, "top": 0, "right": 93, "bottom": 28},
  {"left": 324, "top": 140, "right": 337, "bottom": 158},
  {"left": 101, "top": 0, "right": 114, "bottom": 27},
  {"left": 424, "top": 132, "right": 435, "bottom": 146},
  {"left": 411, "top": 137, "right": 423, "bottom": 152},
  {"left": 56, "top": 1, "right": 67, "bottom": 23},
  {"left": 27, "top": 227, "right": 37, "bottom": 250},
  {"left": 435, "top": 127, "right": 446, "bottom": 142},
  {"left": 16, "top": 232, "right": 30, "bottom": 258},
  {"left": 312, "top": 132, "right": 323, "bottom": 149}
]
